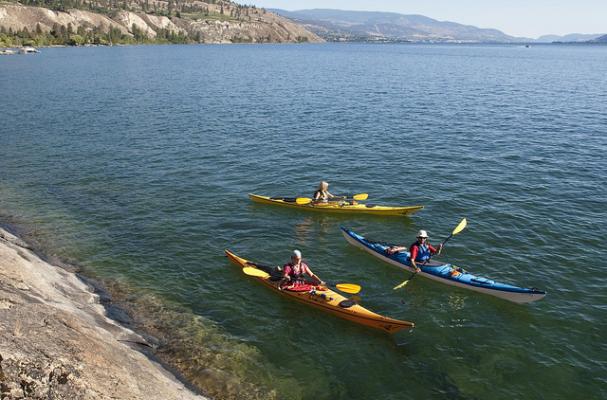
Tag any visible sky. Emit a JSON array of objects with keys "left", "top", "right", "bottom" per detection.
[{"left": 249, "top": 0, "right": 607, "bottom": 38}]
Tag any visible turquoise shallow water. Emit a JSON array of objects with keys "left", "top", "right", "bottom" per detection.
[{"left": 1, "top": 43, "right": 606, "bottom": 399}]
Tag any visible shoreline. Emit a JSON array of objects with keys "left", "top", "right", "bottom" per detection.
[{"left": 0, "top": 224, "right": 207, "bottom": 399}]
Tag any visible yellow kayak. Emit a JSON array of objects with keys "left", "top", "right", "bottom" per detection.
[
  {"left": 225, "top": 249, "right": 414, "bottom": 334},
  {"left": 249, "top": 194, "right": 423, "bottom": 216}
]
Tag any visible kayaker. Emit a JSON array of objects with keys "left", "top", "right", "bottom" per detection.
[
  {"left": 280, "top": 250, "right": 324, "bottom": 289},
  {"left": 313, "top": 181, "right": 335, "bottom": 203},
  {"left": 385, "top": 230, "right": 443, "bottom": 272}
]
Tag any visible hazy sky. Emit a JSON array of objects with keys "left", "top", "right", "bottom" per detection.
[{"left": 250, "top": 0, "right": 606, "bottom": 38}]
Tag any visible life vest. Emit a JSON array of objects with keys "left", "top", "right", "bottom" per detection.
[
  {"left": 410, "top": 242, "right": 431, "bottom": 262},
  {"left": 313, "top": 190, "right": 329, "bottom": 202},
  {"left": 284, "top": 262, "right": 307, "bottom": 282}
]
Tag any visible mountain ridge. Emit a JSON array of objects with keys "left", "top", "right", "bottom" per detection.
[
  {"left": 536, "top": 33, "right": 604, "bottom": 43},
  {"left": 270, "top": 8, "right": 529, "bottom": 43}
]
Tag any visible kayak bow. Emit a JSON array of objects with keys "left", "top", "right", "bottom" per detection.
[
  {"left": 341, "top": 228, "right": 546, "bottom": 304},
  {"left": 225, "top": 249, "right": 414, "bottom": 333}
]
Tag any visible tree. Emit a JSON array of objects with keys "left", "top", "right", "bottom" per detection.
[
  {"left": 35, "top": 23, "right": 43, "bottom": 35},
  {"left": 50, "top": 23, "right": 59, "bottom": 38}
]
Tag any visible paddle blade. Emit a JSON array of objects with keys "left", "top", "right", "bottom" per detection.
[
  {"left": 242, "top": 267, "right": 270, "bottom": 279},
  {"left": 296, "top": 197, "right": 312, "bottom": 205},
  {"left": 452, "top": 218, "right": 467, "bottom": 236},
  {"left": 393, "top": 280, "right": 410, "bottom": 290},
  {"left": 335, "top": 283, "right": 361, "bottom": 294},
  {"left": 352, "top": 193, "right": 369, "bottom": 201}
]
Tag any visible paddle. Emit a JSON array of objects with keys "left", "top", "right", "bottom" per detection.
[
  {"left": 242, "top": 267, "right": 362, "bottom": 294},
  {"left": 295, "top": 192, "right": 368, "bottom": 205},
  {"left": 335, "top": 193, "right": 368, "bottom": 201},
  {"left": 393, "top": 218, "right": 468, "bottom": 290}
]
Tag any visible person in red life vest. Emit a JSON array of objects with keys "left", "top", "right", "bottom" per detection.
[
  {"left": 385, "top": 230, "right": 443, "bottom": 272},
  {"left": 280, "top": 250, "right": 324, "bottom": 289}
]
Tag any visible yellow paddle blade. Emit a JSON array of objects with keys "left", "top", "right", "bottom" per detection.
[
  {"left": 296, "top": 197, "right": 312, "bottom": 205},
  {"left": 393, "top": 280, "right": 410, "bottom": 290},
  {"left": 242, "top": 267, "right": 270, "bottom": 279},
  {"left": 352, "top": 193, "right": 369, "bottom": 201},
  {"left": 452, "top": 218, "right": 467, "bottom": 236},
  {"left": 335, "top": 283, "right": 361, "bottom": 294}
]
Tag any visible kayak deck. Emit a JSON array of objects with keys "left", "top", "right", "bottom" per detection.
[
  {"left": 225, "top": 249, "right": 414, "bottom": 333},
  {"left": 341, "top": 228, "right": 546, "bottom": 304},
  {"left": 249, "top": 194, "right": 423, "bottom": 216}
]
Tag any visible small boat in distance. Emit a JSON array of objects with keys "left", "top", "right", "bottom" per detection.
[{"left": 19, "top": 46, "right": 39, "bottom": 54}]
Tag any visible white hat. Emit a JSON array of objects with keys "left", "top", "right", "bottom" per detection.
[
  {"left": 293, "top": 249, "right": 302, "bottom": 258},
  {"left": 417, "top": 230, "right": 429, "bottom": 238}
]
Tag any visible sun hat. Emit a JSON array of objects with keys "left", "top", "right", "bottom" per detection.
[
  {"left": 417, "top": 230, "right": 429, "bottom": 238},
  {"left": 293, "top": 249, "right": 302, "bottom": 258}
]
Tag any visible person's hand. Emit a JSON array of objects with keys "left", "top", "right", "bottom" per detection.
[
  {"left": 385, "top": 247, "right": 394, "bottom": 255},
  {"left": 415, "top": 267, "right": 421, "bottom": 273}
]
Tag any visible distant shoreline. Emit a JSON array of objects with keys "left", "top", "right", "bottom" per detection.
[{"left": 2, "top": 40, "right": 606, "bottom": 52}]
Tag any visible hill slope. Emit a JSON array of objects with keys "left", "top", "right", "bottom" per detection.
[
  {"left": 0, "top": 1, "right": 322, "bottom": 46},
  {"left": 536, "top": 33, "right": 604, "bottom": 43},
  {"left": 271, "top": 8, "right": 526, "bottom": 42},
  {"left": 590, "top": 34, "right": 607, "bottom": 43}
]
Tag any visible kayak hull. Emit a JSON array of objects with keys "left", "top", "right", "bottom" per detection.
[
  {"left": 249, "top": 194, "right": 423, "bottom": 216},
  {"left": 341, "top": 228, "right": 546, "bottom": 304},
  {"left": 225, "top": 249, "right": 414, "bottom": 333}
]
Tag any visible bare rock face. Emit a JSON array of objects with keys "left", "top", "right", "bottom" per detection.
[
  {"left": 0, "top": 228, "right": 206, "bottom": 400},
  {"left": 0, "top": 2, "right": 323, "bottom": 43},
  {"left": 0, "top": 3, "right": 129, "bottom": 35}
]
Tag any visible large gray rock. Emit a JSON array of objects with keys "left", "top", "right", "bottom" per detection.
[{"left": 0, "top": 228, "right": 206, "bottom": 400}]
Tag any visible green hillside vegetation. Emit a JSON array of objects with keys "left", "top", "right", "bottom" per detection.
[
  {"left": 15, "top": 0, "right": 254, "bottom": 20},
  {"left": 0, "top": 22, "right": 190, "bottom": 46},
  {"left": 0, "top": 0, "right": 271, "bottom": 47}
]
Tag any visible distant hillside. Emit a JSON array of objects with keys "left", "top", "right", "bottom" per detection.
[
  {"left": 0, "top": 0, "right": 322, "bottom": 47},
  {"left": 270, "top": 8, "right": 527, "bottom": 43},
  {"left": 536, "top": 33, "right": 604, "bottom": 43},
  {"left": 590, "top": 34, "right": 607, "bottom": 43}
]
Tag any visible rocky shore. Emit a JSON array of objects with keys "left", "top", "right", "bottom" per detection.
[{"left": 0, "top": 227, "right": 206, "bottom": 400}]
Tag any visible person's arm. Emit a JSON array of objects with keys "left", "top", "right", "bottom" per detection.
[
  {"left": 279, "top": 265, "right": 292, "bottom": 289},
  {"left": 409, "top": 246, "right": 421, "bottom": 272},
  {"left": 304, "top": 264, "right": 324, "bottom": 285},
  {"left": 386, "top": 245, "right": 406, "bottom": 255},
  {"left": 313, "top": 191, "right": 320, "bottom": 201},
  {"left": 428, "top": 243, "right": 443, "bottom": 256}
]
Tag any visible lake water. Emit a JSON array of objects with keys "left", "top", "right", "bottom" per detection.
[{"left": 1, "top": 43, "right": 606, "bottom": 399}]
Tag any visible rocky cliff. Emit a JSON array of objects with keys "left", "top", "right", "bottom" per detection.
[
  {"left": 0, "top": 227, "right": 206, "bottom": 400},
  {"left": 0, "top": 1, "right": 323, "bottom": 44}
]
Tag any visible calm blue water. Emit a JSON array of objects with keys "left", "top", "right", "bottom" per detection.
[{"left": 1, "top": 43, "right": 606, "bottom": 399}]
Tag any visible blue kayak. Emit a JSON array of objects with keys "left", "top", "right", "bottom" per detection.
[{"left": 341, "top": 227, "right": 546, "bottom": 304}]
